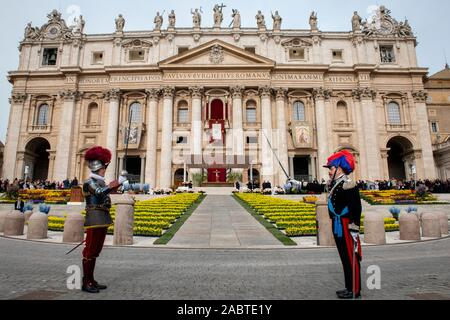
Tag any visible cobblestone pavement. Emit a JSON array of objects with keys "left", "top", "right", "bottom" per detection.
[{"left": 0, "top": 236, "right": 449, "bottom": 300}]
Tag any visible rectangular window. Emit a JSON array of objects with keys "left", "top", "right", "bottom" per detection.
[
  {"left": 431, "top": 122, "right": 438, "bottom": 133},
  {"left": 129, "top": 50, "right": 145, "bottom": 61},
  {"left": 380, "top": 45, "right": 395, "bottom": 63},
  {"left": 178, "top": 109, "right": 189, "bottom": 123},
  {"left": 332, "top": 50, "right": 343, "bottom": 62},
  {"left": 244, "top": 47, "right": 256, "bottom": 54},
  {"left": 178, "top": 47, "right": 189, "bottom": 54},
  {"left": 246, "top": 136, "right": 258, "bottom": 144},
  {"left": 289, "top": 48, "right": 305, "bottom": 60},
  {"left": 42, "top": 48, "right": 58, "bottom": 66},
  {"left": 246, "top": 108, "right": 257, "bottom": 123},
  {"left": 92, "top": 52, "right": 104, "bottom": 65}
]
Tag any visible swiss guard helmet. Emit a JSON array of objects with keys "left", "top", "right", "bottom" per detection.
[
  {"left": 84, "top": 146, "right": 112, "bottom": 172},
  {"left": 323, "top": 150, "right": 355, "bottom": 175}
]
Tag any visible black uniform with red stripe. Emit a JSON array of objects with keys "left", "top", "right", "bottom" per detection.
[{"left": 328, "top": 175, "right": 362, "bottom": 296}]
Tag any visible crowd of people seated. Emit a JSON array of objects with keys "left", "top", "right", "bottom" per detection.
[{"left": 0, "top": 177, "right": 79, "bottom": 193}]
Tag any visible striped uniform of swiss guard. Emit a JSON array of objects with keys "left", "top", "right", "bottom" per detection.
[
  {"left": 324, "top": 150, "right": 363, "bottom": 299},
  {"left": 81, "top": 146, "right": 127, "bottom": 293}
]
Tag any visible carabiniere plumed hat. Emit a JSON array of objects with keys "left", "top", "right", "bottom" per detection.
[{"left": 323, "top": 150, "right": 355, "bottom": 175}]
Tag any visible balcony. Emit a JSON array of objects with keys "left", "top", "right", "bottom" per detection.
[
  {"left": 81, "top": 124, "right": 102, "bottom": 132},
  {"left": 29, "top": 125, "right": 51, "bottom": 133},
  {"left": 243, "top": 122, "right": 261, "bottom": 128},
  {"left": 333, "top": 122, "right": 354, "bottom": 131},
  {"left": 385, "top": 124, "right": 411, "bottom": 132}
]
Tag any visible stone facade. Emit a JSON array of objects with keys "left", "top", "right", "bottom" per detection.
[
  {"left": 3, "top": 7, "right": 437, "bottom": 187},
  {"left": 0, "top": 141, "right": 4, "bottom": 178},
  {"left": 425, "top": 66, "right": 450, "bottom": 179}
]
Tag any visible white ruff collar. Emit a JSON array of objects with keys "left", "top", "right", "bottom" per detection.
[{"left": 89, "top": 173, "right": 105, "bottom": 181}]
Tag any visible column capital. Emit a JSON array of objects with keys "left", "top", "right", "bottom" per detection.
[
  {"left": 352, "top": 87, "right": 376, "bottom": 101},
  {"left": 59, "top": 90, "right": 82, "bottom": 101},
  {"left": 9, "top": 92, "right": 27, "bottom": 104},
  {"left": 162, "top": 86, "right": 175, "bottom": 99},
  {"left": 312, "top": 87, "right": 331, "bottom": 100},
  {"left": 230, "top": 85, "right": 245, "bottom": 99},
  {"left": 189, "top": 86, "right": 204, "bottom": 99},
  {"left": 274, "top": 88, "right": 288, "bottom": 101},
  {"left": 146, "top": 88, "right": 161, "bottom": 101},
  {"left": 412, "top": 90, "right": 428, "bottom": 103},
  {"left": 104, "top": 88, "right": 121, "bottom": 102},
  {"left": 259, "top": 85, "right": 272, "bottom": 98}
]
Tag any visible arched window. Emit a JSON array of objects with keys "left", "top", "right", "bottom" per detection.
[
  {"left": 87, "top": 103, "right": 99, "bottom": 125},
  {"left": 246, "top": 100, "right": 257, "bottom": 123},
  {"left": 387, "top": 102, "right": 401, "bottom": 124},
  {"left": 177, "top": 100, "right": 189, "bottom": 123},
  {"left": 336, "top": 101, "right": 348, "bottom": 123},
  {"left": 37, "top": 104, "right": 49, "bottom": 126},
  {"left": 129, "top": 102, "right": 142, "bottom": 123},
  {"left": 293, "top": 101, "right": 305, "bottom": 122}
]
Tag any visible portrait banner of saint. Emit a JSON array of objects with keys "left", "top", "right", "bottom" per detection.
[{"left": 292, "top": 125, "right": 312, "bottom": 148}]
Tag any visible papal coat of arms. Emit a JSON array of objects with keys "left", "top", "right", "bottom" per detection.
[{"left": 209, "top": 44, "right": 224, "bottom": 64}]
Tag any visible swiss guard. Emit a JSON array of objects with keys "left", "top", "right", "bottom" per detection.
[
  {"left": 323, "top": 150, "right": 362, "bottom": 299},
  {"left": 82, "top": 146, "right": 127, "bottom": 293}
]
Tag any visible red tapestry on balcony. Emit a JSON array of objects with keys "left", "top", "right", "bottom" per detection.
[{"left": 207, "top": 168, "right": 227, "bottom": 183}]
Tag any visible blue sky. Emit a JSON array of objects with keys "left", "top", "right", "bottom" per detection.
[{"left": 1, "top": 0, "right": 449, "bottom": 143}]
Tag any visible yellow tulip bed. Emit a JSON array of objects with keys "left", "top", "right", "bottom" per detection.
[
  {"left": 48, "top": 193, "right": 202, "bottom": 237},
  {"left": 18, "top": 189, "right": 71, "bottom": 204},
  {"left": 235, "top": 193, "right": 399, "bottom": 237},
  {"left": 360, "top": 190, "right": 439, "bottom": 205}
]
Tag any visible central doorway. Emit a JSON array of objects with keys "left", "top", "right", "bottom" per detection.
[
  {"left": 124, "top": 156, "right": 141, "bottom": 183},
  {"left": 207, "top": 168, "right": 227, "bottom": 183},
  {"left": 293, "top": 156, "right": 310, "bottom": 181}
]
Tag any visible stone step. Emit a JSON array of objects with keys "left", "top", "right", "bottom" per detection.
[{"left": 198, "top": 187, "right": 235, "bottom": 195}]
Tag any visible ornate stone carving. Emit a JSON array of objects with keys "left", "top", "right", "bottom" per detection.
[
  {"left": 9, "top": 93, "right": 28, "bottom": 104},
  {"left": 352, "top": 11, "right": 362, "bottom": 32},
  {"left": 27, "top": 10, "right": 76, "bottom": 42},
  {"left": 233, "top": 33, "right": 241, "bottom": 42},
  {"left": 230, "top": 86, "right": 245, "bottom": 99},
  {"left": 191, "top": 8, "right": 202, "bottom": 28},
  {"left": 312, "top": 35, "right": 322, "bottom": 46},
  {"left": 259, "top": 33, "right": 268, "bottom": 42},
  {"left": 105, "top": 89, "right": 121, "bottom": 101},
  {"left": 146, "top": 88, "right": 161, "bottom": 101},
  {"left": 115, "top": 14, "right": 125, "bottom": 32},
  {"left": 255, "top": 11, "right": 266, "bottom": 30},
  {"left": 231, "top": 9, "right": 241, "bottom": 29},
  {"left": 281, "top": 38, "right": 312, "bottom": 48},
  {"left": 313, "top": 87, "right": 331, "bottom": 100},
  {"left": 168, "top": 10, "right": 176, "bottom": 29},
  {"left": 274, "top": 88, "right": 288, "bottom": 101},
  {"left": 59, "top": 90, "right": 81, "bottom": 101},
  {"left": 162, "top": 87, "right": 175, "bottom": 99},
  {"left": 193, "top": 33, "right": 201, "bottom": 42},
  {"left": 122, "top": 39, "right": 152, "bottom": 49},
  {"left": 189, "top": 86, "right": 204, "bottom": 99},
  {"left": 272, "top": 11, "right": 282, "bottom": 31},
  {"left": 73, "top": 15, "right": 85, "bottom": 34},
  {"left": 209, "top": 44, "right": 224, "bottom": 64},
  {"left": 259, "top": 86, "right": 272, "bottom": 98},
  {"left": 309, "top": 11, "right": 318, "bottom": 31},
  {"left": 352, "top": 87, "right": 376, "bottom": 101},
  {"left": 213, "top": 4, "right": 225, "bottom": 28},
  {"left": 362, "top": 6, "right": 413, "bottom": 38},
  {"left": 412, "top": 90, "right": 428, "bottom": 103},
  {"left": 351, "top": 35, "right": 364, "bottom": 47},
  {"left": 154, "top": 12, "right": 163, "bottom": 31}
]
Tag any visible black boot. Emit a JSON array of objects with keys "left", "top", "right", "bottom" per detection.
[
  {"left": 336, "top": 289, "right": 348, "bottom": 295},
  {"left": 91, "top": 259, "right": 107, "bottom": 290},
  {"left": 337, "top": 290, "right": 361, "bottom": 299},
  {"left": 82, "top": 258, "right": 99, "bottom": 294}
]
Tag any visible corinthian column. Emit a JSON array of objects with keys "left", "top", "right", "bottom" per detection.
[
  {"left": 54, "top": 90, "right": 80, "bottom": 182},
  {"left": 189, "top": 86, "right": 204, "bottom": 165},
  {"left": 145, "top": 88, "right": 160, "bottom": 188},
  {"left": 160, "top": 87, "right": 175, "bottom": 188},
  {"left": 313, "top": 87, "right": 331, "bottom": 181},
  {"left": 259, "top": 86, "right": 274, "bottom": 185},
  {"left": 413, "top": 91, "right": 437, "bottom": 179},
  {"left": 3, "top": 93, "right": 27, "bottom": 180},
  {"left": 358, "top": 87, "right": 381, "bottom": 181},
  {"left": 275, "top": 88, "right": 289, "bottom": 185},
  {"left": 352, "top": 89, "right": 368, "bottom": 179},
  {"left": 230, "top": 86, "right": 245, "bottom": 163},
  {"left": 104, "top": 89, "right": 121, "bottom": 183}
]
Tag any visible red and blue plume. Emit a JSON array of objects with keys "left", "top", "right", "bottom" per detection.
[
  {"left": 325, "top": 150, "right": 355, "bottom": 174},
  {"left": 84, "top": 146, "right": 112, "bottom": 165}
]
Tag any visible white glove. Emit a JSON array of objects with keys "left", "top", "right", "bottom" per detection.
[
  {"left": 118, "top": 175, "right": 128, "bottom": 185},
  {"left": 289, "top": 178, "right": 301, "bottom": 186}
]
